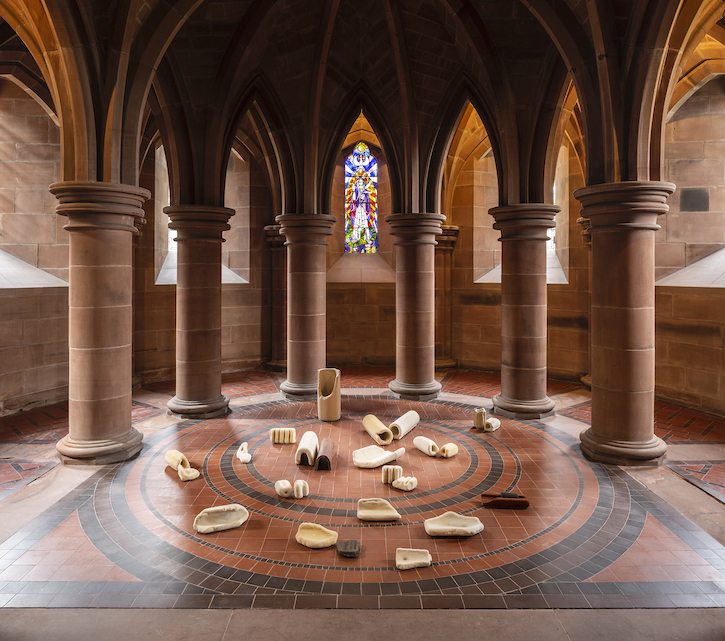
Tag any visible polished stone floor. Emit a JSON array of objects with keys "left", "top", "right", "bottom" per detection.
[{"left": 1, "top": 369, "right": 725, "bottom": 637}]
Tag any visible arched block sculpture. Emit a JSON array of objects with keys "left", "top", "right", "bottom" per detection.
[{"left": 296, "top": 431, "right": 319, "bottom": 466}]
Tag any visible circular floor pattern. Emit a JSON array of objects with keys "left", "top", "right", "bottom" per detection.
[{"left": 81, "top": 397, "right": 647, "bottom": 596}]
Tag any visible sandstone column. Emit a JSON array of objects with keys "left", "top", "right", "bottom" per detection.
[
  {"left": 277, "top": 214, "right": 336, "bottom": 397},
  {"left": 574, "top": 181, "right": 675, "bottom": 465},
  {"left": 490, "top": 204, "right": 558, "bottom": 418},
  {"left": 165, "top": 205, "right": 234, "bottom": 417},
  {"left": 51, "top": 181, "right": 150, "bottom": 464},
  {"left": 435, "top": 225, "right": 459, "bottom": 369},
  {"left": 264, "top": 223, "right": 287, "bottom": 371},
  {"left": 387, "top": 212, "right": 445, "bottom": 400}
]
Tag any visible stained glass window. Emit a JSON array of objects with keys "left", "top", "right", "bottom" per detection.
[{"left": 344, "top": 142, "right": 377, "bottom": 253}]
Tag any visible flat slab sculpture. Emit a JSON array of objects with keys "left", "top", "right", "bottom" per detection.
[
  {"left": 413, "top": 436, "right": 439, "bottom": 457},
  {"left": 296, "top": 431, "right": 319, "bottom": 466},
  {"left": 362, "top": 414, "right": 394, "bottom": 446},
  {"left": 270, "top": 427, "right": 297, "bottom": 444},
  {"left": 235, "top": 442, "right": 251, "bottom": 464},
  {"left": 439, "top": 443, "right": 458, "bottom": 458},
  {"left": 357, "top": 498, "right": 401, "bottom": 521},
  {"left": 389, "top": 410, "right": 420, "bottom": 440},
  {"left": 396, "top": 548, "right": 432, "bottom": 570},
  {"left": 392, "top": 476, "right": 417, "bottom": 491},
  {"left": 314, "top": 438, "right": 334, "bottom": 471},
  {"left": 318, "top": 368, "right": 341, "bottom": 422},
  {"left": 381, "top": 464, "right": 403, "bottom": 484},
  {"left": 352, "top": 445, "right": 405, "bottom": 469},
  {"left": 164, "top": 450, "right": 200, "bottom": 481},
  {"left": 481, "top": 491, "right": 529, "bottom": 509},
  {"left": 295, "top": 523, "right": 338, "bottom": 548},
  {"left": 193, "top": 504, "right": 249, "bottom": 534},
  {"left": 424, "top": 512, "right": 483, "bottom": 537}
]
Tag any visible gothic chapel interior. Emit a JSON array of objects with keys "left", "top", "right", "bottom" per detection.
[{"left": 1, "top": 0, "right": 725, "bottom": 625}]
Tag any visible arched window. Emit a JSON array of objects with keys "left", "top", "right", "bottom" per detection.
[{"left": 345, "top": 142, "right": 378, "bottom": 253}]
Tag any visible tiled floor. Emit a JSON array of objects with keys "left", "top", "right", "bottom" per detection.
[{"left": 1, "top": 369, "right": 724, "bottom": 612}]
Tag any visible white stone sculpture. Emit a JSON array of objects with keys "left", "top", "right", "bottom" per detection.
[
  {"left": 317, "top": 368, "right": 341, "bottom": 422},
  {"left": 164, "top": 449, "right": 200, "bottom": 481},
  {"left": 275, "top": 479, "right": 293, "bottom": 497},
  {"left": 424, "top": 512, "right": 484, "bottom": 537},
  {"left": 485, "top": 417, "right": 501, "bottom": 432},
  {"left": 193, "top": 504, "right": 249, "bottom": 534},
  {"left": 362, "top": 414, "right": 394, "bottom": 446},
  {"left": 389, "top": 410, "right": 420, "bottom": 440},
  {"left": 269, "top": 427, "right": 297, "bottom": 444},
  {"left": 295, "top": 523, "right": 338, "bottom": 548},
  {"left": 352, "top": 445, "right": 406, "bottom": 469},
  {"left": 392, "top": 476, "right": 417, "bottom": 491},
  {"left": 294, "top": 479, "right": 309, "bottom": 499},
  {"left": 413, "top": 436, "right": 439, "bottom": 457},
  {"left": 295, "top": 431, "right": 319, "bottom": 466},
  {"left": 381, "top": 464, "right": 403, "bottom": 484},
  {"left": 357, "top": 498, "right": 402, "bottom": 521},
  {"left": 396, "top": 548, "right": 432, "bottom": 570},
  {"left": 439, "top": 443, "right": 458, "bottom": 458},
  {"left": 473, "top": 407, "right": 486, "bottom": 430},
  {"left": 235, "top": 442, "right": 251, "bottom": 464}
]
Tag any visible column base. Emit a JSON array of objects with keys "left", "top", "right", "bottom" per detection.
[
  {"left": 279, "top": 379, "right": 318, "bottom": 400},
  {"left": 579, "top": 428, "right": 667, "bottom": 466},
  {"left": 435, "top": 358, "right": 457, "bottom": 371},
  {"left": 167, "top": 395, "right": 230, "bottom": 418},
  {"left": 388, "top": 379, "right": 442, "bottom": 401},
  {"left": 56, "top": 428, "right": 143, "bottom": 465},
  {"left": 492, "top": 394, "right": 555, "bottom": 419}
]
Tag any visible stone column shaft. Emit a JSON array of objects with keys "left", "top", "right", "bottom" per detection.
[
  {"left": 574, "top": 181, "right": 675, "bottom": 466},
  {"left": 165, "top": 205, "right": 234, "bottom": 417},
  {"left": 277, "top": 214, "right": 336, "bottom": 397},
  {"left": 264, "top": 224, "right": 287, "bottom": 370},
  {"left": 387, "top": 212, "right": 445, "bottom": 400},
  {"left": 52, "top": 181, "right": 150, "bottom": 464},
  {"left": 491, "top": 205, "right": 558, "bottom": 419}
]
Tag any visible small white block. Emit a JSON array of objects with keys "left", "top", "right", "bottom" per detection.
[
  {"left": 439, "top": 443, "right": 458, "bottom": 458},
  {"left": 413, "top": 436, "right": 439, "bottom": 457},
  {"left": 269, "top": 427, "right": 297, "bottom": 444},
  {"left": 236, "top": 442, "right": 251, "bottom": 463},
  {"left": 382, "top": 465, "right": 403, "bottom": 484},
  {"left": 392, "top": 476, "right": 417, "bottom": 491},
  {"left": 484, "top": 417, "right": 501, "bottom": 432},
  {"left": 293, "top": 479, "right": 309, "bottom": 499},
  {"left": 473, "top": 407, "right": 486, "bottom": 429},
  {"left": 274, "top": 480, "right": 293, "bottom": 497},
  {"left": 396, "top": 548, "right": 432, "bottom": 570}
]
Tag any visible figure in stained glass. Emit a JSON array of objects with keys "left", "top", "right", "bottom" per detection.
[{"left": 345, "top": 142, "right": 377, "bottom": 253}]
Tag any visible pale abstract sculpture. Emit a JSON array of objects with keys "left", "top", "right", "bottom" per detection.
[
  {"left": 235, "top": 442, "right": 251, "bottom": 463},
  {"left": 295, "top": 523, "right": 338, "bottom": 548},
  {"left": 392, "top": 476, "right": 417, "bottom": 491},
  {"left": 357, "top": 498, "right": 401, "bottom": 521},
  {"left": 362, "top": 414, "right": 394, "bottom": 445},
  {"left": 164, "top": 450, "right": 200, "bottom": 481},
  {"left": 424, "top": 512, "right": 484, "bottom": 537},
  {"left": 193, "top": 504, "right": 249, "bottom": 534},
  {"left": 270, "top": 427, "right": 297, "bottom": 444},
  {"left": 413, "top": 436, "right": 439, "bottom": 457},
  {"left": 389, "top": 410, "right": 420, "bottom": 440},
  {"left": 296, "top": 431, "right": 319, "bottom": 466},
  {"left": 396, "top": 548, "right": 432, "bottom": 570},
  {"left": 275, "top": 479, "right": 293, "bottom": 497},
  {"left": 381, "top": 464, "right": 403, "bottom": 484},
  {"left": 294, "top": 479, "right": 310, "bottom": 499},
  {"left": 473, "top": 407, "right": 486, "bottom": 430},
  {"left": 485, "top": 417, "right": 501, "bottom": 432},
  {"left": 317, "top": 368, "right": 341, "bottom": 421},
  {"left": 352, "top": 445, "right": 405, "bottom": 468},
  {"left": 439, "top": 443, "right": 458, "bottom": 458},
  {"left": 314, "top": 438, "right": 334, "bottom": 471}
]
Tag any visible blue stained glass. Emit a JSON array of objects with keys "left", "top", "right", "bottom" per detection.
[{"left": 344, "top": 142, "right": 378, "bottom": 253}]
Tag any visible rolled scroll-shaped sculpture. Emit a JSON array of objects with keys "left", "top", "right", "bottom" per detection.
[
  {"left": 295, "top": 431, "right": 319, "bottom": 466},
  {"left": 389, "top": 410, "right": 420, "bottom": 440},
  {"left": 439, "top": 443, "right": 458, "bottom": 458},
  {"left": 362, "top": 414, "right": 394, "bottom": 445},
  {"left": 164, "top": 450, "right": 200, "bottom": 481},
  {"left": 413, "top": 436, "right": 439, "bottom": 457},
  {"left": 317, "top": 368, "right": 341, "bottom": 422}
]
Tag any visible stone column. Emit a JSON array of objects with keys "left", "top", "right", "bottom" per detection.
[
  {"left": 165, "top": 205, "right": 234, "bottom": 417},
  {"left": 386, "top": 212, "right": 445, "bottom": 400},
  {"left": 490, "top": 204, "right": 558, "bottom": 419},
  {"left": 574, "top": 181, "right": 675, "bottom": 465},
  {"left": 51, "top": 181, "right": 150, "bottom": 464},
  {"left": 277, "top": 214, "right": 336, "bottom": 397},
  {"left": 435, "top": 225, "right": 459, "bottom": 369},
  {"left": 264, "top": 223, "right": 287, "bottom": 371}
]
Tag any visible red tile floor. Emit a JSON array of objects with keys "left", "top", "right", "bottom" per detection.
[{"left": 1, "top": 369, "right": 724, "bottom": 609}]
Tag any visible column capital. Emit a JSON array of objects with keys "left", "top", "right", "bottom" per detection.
[
  {"left": 385, "top": 212, "right": 445, "bottom": 244},
  {"left": 489, "top": 203, "right": 559, "bottom": 241},
  {"left": 276, "top": 213, "right": 336, "bottom": 244},
  {"left": 164, "top": 205, "right": 234, "bottom": 242},
  {"left": 573, "top": 181, "right": 675, "bottom": 231},
  {"left": 50, "top": 181, "right": 150, "bottom": 234},
  {"left": 264, "top": 223, "right": 286, "bottom": 250},
  {"left": 436, "top": 225, "right": 459, "bottom": 252}
]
